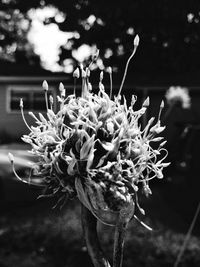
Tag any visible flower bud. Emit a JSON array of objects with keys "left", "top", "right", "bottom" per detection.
[
  {"left": 81, "top": 69, "right": 86, "bottom": 78},
  {"left": 49, "top": 95, "right": 54, "bottom": 104},
  {"left": 107, "top": 66, "right": 112, "bottom": 74},
  {"left": 156, "top": 170, "right": 163, "bottom": 179},
  {"left": 73, "top": 68, "right": 80, "bottom": 79},
  {"left": 28, "top": 111, "right": 38, "bottom": 121},
  {"left": 42, "top": 80, "right": 48, "bottom": 91},
  {"left": 106, "top": 120, "right": 114, "bottom": 134},
  {"left": 134, "top": 34, "right": 140, "bottom": 47},
  {"left": 100, "top": 71, "right": 104, "bottom": 82},
  {"left": 20, "top": 98, "right": 23, "bottom": 108},
  {"left": 59, "top": 82, "right": 64, "bottom": 92},
  {"left": 86, "top": 68, "right": 90, "bottom": 77},
  {"left": 160, "top": 100, "right": 165, "bottom": 109},
  {"left": 142, "top": 97, "right": 150, "bottom": 107},
  {"left": 92, "top": 49, "right": 99, "bottom": 61},
  {"left": 159, "top": 140, "right": 167, "bottom": 147},
  {"left": 88, "top": 83, "right": 92, "bottom": 91},
  {"left": 8, "top": 152, "right": 14, "bottom": 163}
]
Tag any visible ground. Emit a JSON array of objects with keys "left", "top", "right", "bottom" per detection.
[
  {"left": 0, "top": 143, "right": 200, "bottom": 267},
  {"left": 0, "top": 183, "right": 200, "bottom": 267}
]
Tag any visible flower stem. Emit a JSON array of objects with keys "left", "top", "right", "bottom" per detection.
[
  {"left": 74, "top": 78, "right": 77, "bottom": 96},
  {"left": 174, "top": 201, "right": 200, "bottom": 267},
  {"left": 113, "top": 203, "right": 135, "bottom": 267},
  {"left": 109, "top": 71, "right": 113, "bottom": 99},
  {"left": 118, "top": 47, "right": 137, "bottom": 97},
  {"left": 81, "top": 204, "right": 111, "bottom": 267}
]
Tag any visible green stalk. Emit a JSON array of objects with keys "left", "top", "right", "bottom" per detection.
[
  {"left": 118, "top": 47, "right": 137, "bottom": 97},
  {"left": 174, "top": 201, "right": 200, "bottom": 267},
  {"left": 81, "top": 204, "right": 111, "bottom": 267},
  {"left": 113, "top": 203, "right": 135, "bottom": 267}
]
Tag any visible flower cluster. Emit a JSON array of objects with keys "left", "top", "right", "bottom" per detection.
[
  {"left": 165, "top": 86, "right": 191, "bottom": 109},
  {"left": 9, "top": 35, "right": 169, "bottom": 223}
]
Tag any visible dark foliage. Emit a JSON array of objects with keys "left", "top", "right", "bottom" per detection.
[{"left": 1, "top": 0, "right": 200, "bottom": 79}]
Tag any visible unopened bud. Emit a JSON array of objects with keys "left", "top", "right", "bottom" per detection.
[
  {"left": 42, "top": 80, "right": 48, "bottom": 91},
  {"left": 142, "top": 97, "right": 150, "bottom": 107},
  {"left": 86, "top": 68, "right": 90, "bottom": 77},
  {"left": 73, "top": 68, "right": 80, "bottom": 79},
  {"left": 88, "top": 83, "right": 92, "bottom": 91},
  {"left": 99, "top": 82, "right": 104, "bottom": 91},
  {"left": 57, "top": 96, "right": 62, "bottom": 103},
  {"left": 59, "top": 82, "right": 64, "bottom": 92},
  {"left": 160, "top": 100, "right": 165, "bottom": 109},
  {"left": 28, "top": 111, "right": 38, "bottom": 121},
  {"left": 106, "top": 120, "right": 114, "bottom": 134},
  {"left": 81, "top": 69, "right": 86, "bottom": 78},
  {"left": 92, "top": 49, "right": 99, "bottom": 61},
  {"left": 8, "top": 152, "right": 14, "bottom": 163},
  {"left": 20, "top": 98, "right": 23, "bottom": 108},
  {"left": 100, "top": 71, "right": 104, "bottom": 82},
  {"left": 156, "top": 170, "right": 163, "bottom": 179},
  {"left": 134, "top": 34, "right": 140, "bottom": 47},
  {"left": 49, "top": 95, "right": 54, "bottom": 104},
  {"left": 161, "top": 162, "right": 171, "bottom": 168},
  {"left": 160, "top": 140, "right": 167, "bottom": 147},
  {"left": 154, "top": 126, "right": 166, "bottom": 134},
  {"left": 107, "top": 66, "right": 112, "bottom": 74}
]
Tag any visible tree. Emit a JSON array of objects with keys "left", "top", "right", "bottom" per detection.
[
  {"left": 1, "top": 0, "right": 200, "bottom": 80},
  {"left": 0, "top": 0, "right": 39, "bottom": 65}
]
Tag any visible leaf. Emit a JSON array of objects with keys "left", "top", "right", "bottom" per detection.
[
  {"left": 75, "top": 178, "right": 93, "bottom": 211},
  {"left": 80, "top": 134, "right": 95, "bottom": 160},
  {"left": 100, "top": 141, "right": 115, "bottom": 151}
]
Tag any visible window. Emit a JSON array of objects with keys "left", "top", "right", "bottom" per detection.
[{"left": 7, "top": 86, "right": 55, "bottom": 112}]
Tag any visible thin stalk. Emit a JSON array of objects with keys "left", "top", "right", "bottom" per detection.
[
  {"left": 82, "top": 76, "right": 87, "bottom": 98},
  {"left": 8, "top": 155, "right": 43, "bottom": 187},
  {"left": 113, "top": 203, "right": 135, "bottom": 267},
  {"left": 109, "top": 71, "right": 113, "bottom": 99},
  {"left": 141, "top": 88, "right": 148, "bottom": 128},
  {"left": 81, "top": 204, "right": 111, "bottom": 267},
  {"left": 174, "top": 201, "right": 200, "bottom": 267},
  {"left": 118, "top": 47, "right": 137, "bottom": 97},
  {"left": 42, "top": 81, "right": 49, "bottom": 111},
  {"left": 49, "top": 95, "right": 54, "bottom": 110},
  {"left": 158, "top": 100, "right": 164, "bottom": 121},
  {"left": 74, "top": 78, "right": 77, "bottom": 96},
  {"left": 20, "top": 107, "right": 32, "bottom": 132},
  {"left": 45, "top": 90, "right": 49, "bottom": 111}
]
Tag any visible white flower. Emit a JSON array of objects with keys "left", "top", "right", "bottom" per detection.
[
  {"left": 165, "top": 86, "right": 191, "bottom": 109},
  {"left": 10, "top": 37, "right": 170, "bottom": 221}
]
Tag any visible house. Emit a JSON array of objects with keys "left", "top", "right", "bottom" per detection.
[
  {"left": 0, "top": 75, "right": 75, "bottom": 141},
  {"left": 1, "top": 59, "right": 200, "bottom": 142},
  {"left": 0, "top": 60, "right": 73, "bottom": 141},
  {"left": 1, "top": 61, "right": 200, "bottom": 206}
]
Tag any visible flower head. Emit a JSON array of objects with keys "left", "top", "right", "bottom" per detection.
[
  {"left": 12, "top": 38, "right": 169, "bottom": 224},
  {"left": 165, "top": 86, "right": 191, "bottom": 109}
]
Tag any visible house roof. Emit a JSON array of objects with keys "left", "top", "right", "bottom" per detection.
[
  {"left": 1, "top": 59, "right": 200, "bottom": 87},
  {"left": 0, "top": 60, "right": 52, "bottom": 75},
  {"left": 0, "top": 60, "right": 71, "bottom": 85}
]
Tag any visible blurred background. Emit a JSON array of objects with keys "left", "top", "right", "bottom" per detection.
[{"left": 0, "top": 0, "right": 200, "bottom": 266}]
